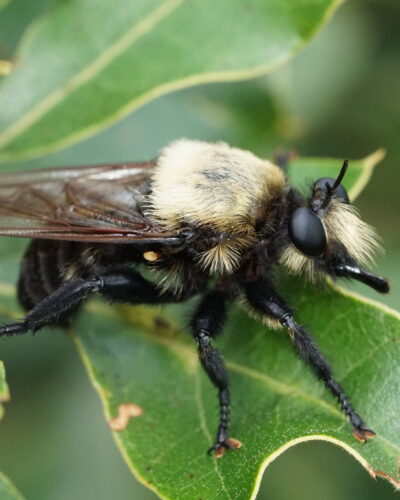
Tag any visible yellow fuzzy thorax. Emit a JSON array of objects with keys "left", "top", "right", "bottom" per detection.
[{"left": 150, "top": 139, "right": 285, "bottom": 274}]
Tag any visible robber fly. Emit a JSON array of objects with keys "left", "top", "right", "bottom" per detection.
[{"left": 0, "top": 140, "right": 389, "bottom": 456}]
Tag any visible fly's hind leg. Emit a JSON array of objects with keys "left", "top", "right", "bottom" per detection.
[
  {"left": 190, "top": 290, "right": 242, "bottom": 457},
  {"left": 0, "top": 278, "right": 99, "bottom": 337},
  {"left": 0, "top": 268, "right": 193, "bottom": 338}
]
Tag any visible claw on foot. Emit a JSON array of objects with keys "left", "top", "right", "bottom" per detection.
[
  {"left": 208, "top": 437, "right": 243, "bottom": 458},
  {"left": 352, "top": 427, "right": 376, "bottom": 443}
]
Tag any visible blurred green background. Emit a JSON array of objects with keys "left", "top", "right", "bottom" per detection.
[{"left": 0, "top": 0, "right": 399, "bottom": 498}]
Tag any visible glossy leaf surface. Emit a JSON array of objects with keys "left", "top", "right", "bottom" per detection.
[{"left": 0, "top": 0, "right": 343, "bottom": 161}]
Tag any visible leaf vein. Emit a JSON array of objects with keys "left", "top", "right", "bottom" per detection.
[
  {"left": 226, "top": 361, "right": 343, "bottom": 419},
  {"left": 338, "top": 335, "right": 393, "bottom": 382}
]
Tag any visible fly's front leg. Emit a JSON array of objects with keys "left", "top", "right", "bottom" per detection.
[
  {"left": 243, "top": 278, "right": 375, "bottom": 443},
  {"left": 0, "top": 268, "right": 194, "bottom": 338},
  {"left": 190, "top": 290, "right": 242, "bottom": 457}
]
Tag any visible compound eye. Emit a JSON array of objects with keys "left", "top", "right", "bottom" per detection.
[
  {"left": 314, "top": 177, "right": 350, "bottom": 203},
  {"left": 288, "top": 207, "right": 327, "bottom": 257}
]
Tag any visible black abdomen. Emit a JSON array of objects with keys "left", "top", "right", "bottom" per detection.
[
  {"left": 18, "top": 240, "right": 89, "bottom": 312},
  {"left": 17, "top": 239, "right": 141, "bottom": 313}
]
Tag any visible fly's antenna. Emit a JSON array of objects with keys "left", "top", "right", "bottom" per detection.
[
  {"left": 331, "top": 159, "right": 348, "bottom": 191},
  {"left": 322, "top": 159, "right": 349, "bottom": 208}
]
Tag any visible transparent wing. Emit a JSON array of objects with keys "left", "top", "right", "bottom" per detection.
[{"left": 0, "top": 161, "right": 180, "bottom": 243}]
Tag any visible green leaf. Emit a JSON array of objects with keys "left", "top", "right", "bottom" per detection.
[
  {"left": 73, "top": 282, "right": 400, "bottom": 499},
  {"left": 0, "top": 0, "right": 11, "bottom": 13},
  {"left": 0, "top": 360, "right": 10, "bottom": 421},
  {"left": 0, "top": 364, "right": 25, "bottom": 500},
  {"left": 0, "top": 472, "right": 24, "bottom": 500},
  {"left": 1, "top": 150, "right": 397, "bottom": 499},
  {"left": 0, "top": 0, "right": 343, "bottom": 162}
]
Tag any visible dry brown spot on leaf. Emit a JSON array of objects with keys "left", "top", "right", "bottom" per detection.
[{"left": 108, "top": 403, "right": 143, "bottom": 431}]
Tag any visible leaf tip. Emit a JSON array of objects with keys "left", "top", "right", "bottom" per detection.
[
  {"left": 349, "top": 147, "right": 386, "bottom": 201},
  {"left": 363, "top": 148, "right": 387, "bottom": 170}
]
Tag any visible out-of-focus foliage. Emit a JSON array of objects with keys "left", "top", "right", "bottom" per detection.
[
  {"left": 0, "top": 364, "right": 23, "bottom": 498},
  {"left": 0, "top": 472, "right": 24, "bottom": 500},
  {"left": 0, "top": 0, "right": 399, "bottom": 499},
  {"left": 0, "top": 361, "right": 10, "bottom": 409},
  {"left": 0, "top": 0, "right": 342, "bottom": 161}
]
